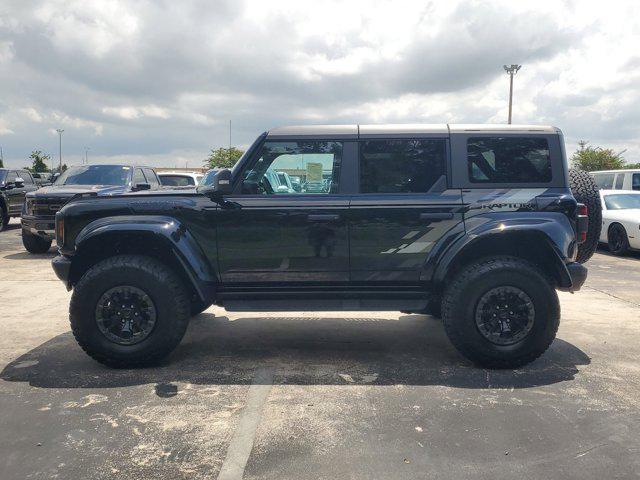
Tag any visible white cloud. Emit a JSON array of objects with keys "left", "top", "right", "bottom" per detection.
[{"left": 0, "top": 0, "right": 639, "bottom": 167}]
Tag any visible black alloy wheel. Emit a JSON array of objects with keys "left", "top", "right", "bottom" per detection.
[{"left": 95, "top": 285, "right": 157, "bottom": 345}]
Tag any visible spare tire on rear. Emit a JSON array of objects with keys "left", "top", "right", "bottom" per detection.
[{"left": 569, "top": 168, "right": 601, "bottom": 263}]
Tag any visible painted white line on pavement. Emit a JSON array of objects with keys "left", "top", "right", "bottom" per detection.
[{"left": 217, "top": 367, "right": 275, "bottom": 480}]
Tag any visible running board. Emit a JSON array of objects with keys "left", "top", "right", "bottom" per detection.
[{"left": 222, "top": 298, "right": 429, "bottom": 312}]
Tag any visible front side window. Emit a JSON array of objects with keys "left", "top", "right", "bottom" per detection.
[
  {"left": 241, "top": 141, "right": 342, "bottom": 195},
  {"left": 632, "top": 173, "right": 640, "bottom": 191},
  {"left": 359, "top": 139, "right": 446, "bottom": 193},
  {"left": 467, "top": 137, "right": 551, "bottom": 183},
  {"left": 6, "top": 171, "right": 18, "bottom": 183},
  {"left": 133, "top": 169, "right": 146, "bottom": 185},
  {"left": 56, "top": 165, "right": 132, "bottom": 186},
  {"left": 143, "top": 168, "right": 160, "bottom": 187},
  {"left": 18, "top": 171, "right": 34, "bottom": 184}
]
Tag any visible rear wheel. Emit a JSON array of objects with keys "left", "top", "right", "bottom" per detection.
[
  {"left": 442, "top": 257, "right": 559, "bottom": 369},
  {"left": 607, "top": 224, "right": 630, "bottom": 256},
  {"left": 70, "top": 255, "right": 190, "bottom": 368},
  {"left": 22, "top": 229, "right": 53, "bottom": 253},
  {"left": 569, "top": 168, "right": 602, "bottom": 263}
]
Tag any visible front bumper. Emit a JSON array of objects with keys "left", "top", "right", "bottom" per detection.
[
  {"left": 562, "top": 261, "right": 588, "bottom": 292},
  {"left": 21, "top": 216, "right": 55, "bottom": 241},
  {"left": 52, "top": 255, "right": 72, "bottom": 289}
]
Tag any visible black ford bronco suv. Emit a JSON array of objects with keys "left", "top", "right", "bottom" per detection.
[
  {"left": 51, "top": 124, "right": 589, "bottom": 369},
  {"left": 22, "top": 164, "right": 162, "bottom": 253}
]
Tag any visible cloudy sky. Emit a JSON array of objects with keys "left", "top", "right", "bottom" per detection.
[{"left": 1, "top": 0, "right": 639, "bottom": 169}]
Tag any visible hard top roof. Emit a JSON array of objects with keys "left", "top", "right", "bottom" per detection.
[{"left": 266, "top": 123, "right": 560, "bottom": 138}]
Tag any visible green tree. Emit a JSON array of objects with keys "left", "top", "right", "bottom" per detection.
[
  {"left": 571, "top": 140, "right": 626, "bottom": 172},
  {"left": 204, "top": 147, "right": 244, "bottom": 169},
  {"left": 29, "top": 150, "right": 51, "bottom": 173},
  {"left": 52, "top": 163, "right": 68, "bottom": 174}
]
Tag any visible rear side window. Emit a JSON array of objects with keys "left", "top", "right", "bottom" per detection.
[
  {"left": 467, "top": 137, "right": 551, "bottom": 183},
  {"left": 593, "top": 173, "right": 614, "bottom": 189},
  {"left": 615, "top": 173, "right": 625, "bottom": 189},
  {"left": 359, "top": 139, "right": 446, "bottom": 193}
]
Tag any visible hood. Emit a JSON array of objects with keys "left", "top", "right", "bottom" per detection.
[
  {"left": 604, "top": 209, "right": 640, "bottom": 222},
  {"left": 27, "top": 184, "right": 129, "bottom": 199}
]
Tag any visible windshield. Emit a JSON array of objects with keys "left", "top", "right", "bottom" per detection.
[
  {"left": 604, "top": 194, "right": 640, "bottom": 210},
  {"left": 55, "top": 165, "right": 132, "bottom": 186}
]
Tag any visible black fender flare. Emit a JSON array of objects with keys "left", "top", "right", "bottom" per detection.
[
  {"left": 429, "top": 214, "right": 576, "bottom": 289},
  {"left": 73, "top": 215, "right": 218, "bottom": 302}
]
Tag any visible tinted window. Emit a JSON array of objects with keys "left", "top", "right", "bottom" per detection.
[
  {"left": 467, "top": 137, "right": 551, "bottom": 183},
  {"left": 143, "top": 168, "right": 160, "bottom": 187},
  {"left": 603, "top": 194, "right": 640, "bottom": 210},
  {"left": 56, "top": 165, "right": 132, "bottom": 186},
  {"left": 241, "top": 141, "right": 342, "bottom": 195},
  {"left": 360, "top": 139, "right": 446, "bottom": 193},
  {"left": 633, "top": 173, "right": 640, "bottom": 191},
  {"left": 160, "top": 175, "right": 195, "bottom": 186},
  {"left": 18, "top": 170, "right": 34, "bottom": 184},
  {"left": 615, "top": 173, "right": 625, "bottom": 189},
  {"left": 133, "top": 169, "right": 146, "bottom": 185},
  {"left": 593, "top": 173, "right": 614, "bottom": 189}
]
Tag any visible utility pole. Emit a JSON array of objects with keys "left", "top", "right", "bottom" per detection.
[
  {"left": 56, "top": 129, "right": 64, "bottom": 172},
  {"left": 0, "top": 146, "right": 4, "bottom": 168},
  {"left": 85, "top": 147, "right": 89, "bottom": 165},
  {"left": 503, "top": 64, "right": 521, "bottom": 124}
]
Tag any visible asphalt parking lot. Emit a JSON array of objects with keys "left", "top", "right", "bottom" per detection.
[{"left": 1, "top": 217, "right": 639, "bottom": 480}]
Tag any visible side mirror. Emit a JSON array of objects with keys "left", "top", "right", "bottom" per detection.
[
  {"left": 198, "top": 168, "right": 233, "bottom": 197},
  {"left": 14, "top": 177, "right": 25, "bottom": 187},
  {"left": 134, "top": 183, "right": 151, "bottom": 191}
]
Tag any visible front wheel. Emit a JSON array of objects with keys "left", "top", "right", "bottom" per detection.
[
  {"left": 22, "top": 229, "right": 53, "bottom": 253},
  {"left": 70, "top": 255, "right": 190, "bottom": 368},
  {"left": 442, "top": 257, "right": 559, "bottom": 369}
]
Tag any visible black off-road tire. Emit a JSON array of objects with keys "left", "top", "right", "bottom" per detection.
[
  {"left": 607, "top": 223, "right": 630, "bottom": 256},
  {"left": 0, "top": 205, "right": 8, "bottom": 232},
  {"left": 442, "top": 257, "right": 560, "bottom": 369},
  {"left": 569, "top": 168, "right": 602, "bottom": 263},
  {"left": 22, "top": 229, "right": 53, "bottom": 253},
  {"left": 70, "top": 255, "right": 190, "bottom": 368}
]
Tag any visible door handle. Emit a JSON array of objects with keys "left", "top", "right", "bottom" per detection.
[
  {"left": 307, "top": 214, "right": 340, "bottom": 222},
  {"left": 420, "top": 212, "right": 454, "bottom": 221}
]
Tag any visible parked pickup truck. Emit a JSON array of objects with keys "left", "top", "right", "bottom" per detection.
[
  {"left": 22, "top": 164, "right": 161, "bottom": 253},
  {"left": 51, "top": 124, "right": 588, "bottom": 369}
]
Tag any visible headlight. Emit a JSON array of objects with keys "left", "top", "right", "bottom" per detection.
[
  {"left": 55, "top": 216, "right": 64, "bottom": 246},
  {"left": 25, "top": 198, "right": 34, "bottom": 216}
]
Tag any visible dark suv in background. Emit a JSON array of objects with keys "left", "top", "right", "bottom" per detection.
[
  {"left": 22, "top": 164, "right": 161, "bottom": 253},
  {"left": 0, "top": 169, "right": 39, "bottom": 231},
  {"left": 52, "top": 124, "right": 588, "bottom": 369}
]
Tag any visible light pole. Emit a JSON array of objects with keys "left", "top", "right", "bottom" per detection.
[
  {"left": 56, "top": 129, "right": 64, "bottom": 172},
  {"left": 85, "top": 147, "right": 90, "bottom": 165},
  {"left": 503, "top": 64, "right": 521, "bottom": 124}
]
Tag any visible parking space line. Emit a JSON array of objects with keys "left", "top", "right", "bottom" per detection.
[{"left": 217, "top": 367, "right": 275, "bottom": 480}]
